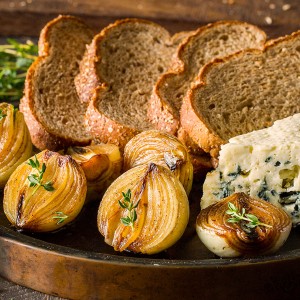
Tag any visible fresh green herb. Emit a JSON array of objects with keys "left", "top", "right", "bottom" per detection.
[
  {"left": 226, "top": 202, "right": 272, "bottom": 232},
  {"left": 118, "top": 189, "right": 140, "bottom": 229},
  {"left": 52, "top": 212, "right": 68, "bottom": 224},
  {"left": 27, "top": 155, "right": 54, "bottom": 192},
  {"left": 0, "top": 39, "right": 38, "bottom": 102},
  {"left": 0, "top": 109, "right": 7, "bottom": 120}
]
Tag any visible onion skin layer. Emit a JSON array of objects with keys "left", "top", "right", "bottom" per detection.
[
  {"left": 196, "top": 193, "right": 292, "bottom": 257},
  {"left": 3, "top": 150, "right": 87, "bottom": 232},
  {"left": 98, "top": 163, "right": 190, "bottom": 255},
  {"left": 66, "top": 144, "right": 122, "bottom": 198},
  {"left": 124, "top": 130, "right": 193, "bottom": 195},
  {"left": 0, "top": 103, "right": 32, "bottom": 188}
]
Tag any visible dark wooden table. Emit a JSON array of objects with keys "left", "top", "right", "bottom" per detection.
[{"left": 0, "top": 0, "right": 299, "bottom": 299}]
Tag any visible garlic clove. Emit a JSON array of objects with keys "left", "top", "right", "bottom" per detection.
[
  {"left": 98, "top": 163, "right": 189, "bottom": 254},
  {"left": 124, "top": 130, "right": 193, "bottom": 195},
  {"left": 3, "top": 150, "right": 87, "bottom": 232},
  {"left": 196, "top": 193, "right": 292, "bottom": 257},
  {"left": 66, "top": 144, "right": 122, "bottom": 197}
]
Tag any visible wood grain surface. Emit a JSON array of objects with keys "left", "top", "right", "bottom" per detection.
[
  {"left": 0, "top": 276, "right": 65, "bottom": 299},
  {"left": 0, "top": 0, "right": 299, "bottom": 38}
]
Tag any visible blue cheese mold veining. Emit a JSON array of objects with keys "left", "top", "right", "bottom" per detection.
[{"left": 201, "top": 113, "right": 300, "bottom": 225}]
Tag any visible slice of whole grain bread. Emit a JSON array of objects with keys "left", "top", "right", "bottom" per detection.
[
  {"left": 76, "top": 18, "right": 190, "bottom": 150},
  {"left": 148, "top": 21, "right": 266, "bottom": 135},
  {"left": 181, "top": 30, "right": 300, "bottom": 158},
  {"left": 20, "top": 15, "right": 94, "bottom": 150}
]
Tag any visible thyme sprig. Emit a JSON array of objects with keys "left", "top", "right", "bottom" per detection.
[
  {"left": 53, "top": 212, "right": 68, "bottom": 225},
  {"left": 0, "top": 109, "right": 7, "bottom": 120},
  {"left": 27, "top": 155, "right": 54, "bottom": 192},
  {"left": 118, "top": 189, "right": 140, "bottom": 229},
  {"left": 226, "top": 202, "right": 272, "bottom": 231},
  {"left": 0, "top": 38, "right": 38, "bottom": 102}
]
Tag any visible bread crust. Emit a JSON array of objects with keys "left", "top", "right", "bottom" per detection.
[
  {"left": 21, "top": 15, "right": 93, "bottom": 150},
  {"left": 177, "top": 127, "right": 206, "bottom": 156},
  {"left": 148, "top": 20, "right": 266, "bottom": 136},
  {"left": 181, "top": 30, "right": 300, "bottom": 158}
]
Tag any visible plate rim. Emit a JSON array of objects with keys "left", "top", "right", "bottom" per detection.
[{"left": 1, "top": 224, "right": 300, "bottom": 268}]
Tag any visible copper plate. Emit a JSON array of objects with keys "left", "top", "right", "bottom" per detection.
[{"left": 1, "top": 187, "right": 300, "bottom": 300}]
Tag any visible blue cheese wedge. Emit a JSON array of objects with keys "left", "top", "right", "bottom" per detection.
[{"left": 202, "top": 113, "right": 300, "bottom": 225}]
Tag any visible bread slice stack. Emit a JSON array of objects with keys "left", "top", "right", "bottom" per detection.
[
  {"left": 75, "top": 19, "right": 191, "bottom": 150},
  {"left": 148, "top": 21, "right": 266, "bottom": 136},
  {"left": 20, "top": 15, "right": 94, "bottom": 150},
  {"left": 181, "top": 30, "right": 300, "bottom": 158}
]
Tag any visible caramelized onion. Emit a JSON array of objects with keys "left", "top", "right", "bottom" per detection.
[
  {"left": 98, "top": 163, "right": 189, "bottom": 254},
  {"left": 124, "top": 130, "right": 193, "bottom": 195},
  {"left": 66, "top": 144, "right": 122, "bottom": 198},
  {"left": 0, "top": 103, "right": 32, "bottom": 188},
  {"left": 3, "top": 150, "right": 87, "bottom": 232},
  {"left": 196, "top": 193, "right": 292, "bottom": 257}
]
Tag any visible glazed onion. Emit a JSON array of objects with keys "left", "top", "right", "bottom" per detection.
[
  {"left": 196, "top": 193, "right": 292, "bottom": 257},
  {"left": 98, "top": 163, "right": 189, "bottom": 254},
  {"left": 3, "top": 150, "right": 87, "bottom": 232},
  {"left": 66, "top": 144, "right": 122, "bottom": 197},
  {"left": 0, "top": 102, "right": 32, "bottom": 188},
  {"left": 124, "top": 130, "right": 193, "bottom": 195}
]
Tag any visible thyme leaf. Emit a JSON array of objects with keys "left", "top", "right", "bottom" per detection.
[
  {"left": 119, "top": 189, "right": 139, "bottom": 229},
  {"left": 27, "top": 155, "right": 54, "bottom": 191},
  {"left": 226, "top": 202, "right": 272, "bottom": 231},
  {"left": 0, "top": 109, "right": 7, "bottom": 120},
  {"left": 52, "top": 212, "right": 68, "bottom": 224}
]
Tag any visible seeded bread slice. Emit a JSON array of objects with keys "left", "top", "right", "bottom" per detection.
[
  {"left": 148, "top": 21, "right": 266, "bottom": 135},
  {"left": 76, "top": 19, "right": 189, "bottom": 150},
  {"left": 20, "top": 15, "right": 94, "bottom": 150},
  {"left": 181, "top": 30, "right": 300, "bottom": 158}
]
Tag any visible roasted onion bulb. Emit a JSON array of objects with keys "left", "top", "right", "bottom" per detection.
[
  {"left": 98, "top": 163, "right": 189, "bottom": 254},
  {"left": 0, "top": 102, "right": 32, "bottom": 188},
  {"left": 124, "top": 130, "right": 193, "bottom": 195},
  {"left": 66, "top": 144, "right": 122, "bottom": 198},
  {"left": 196, "top": 193, "right": 292, "bottom": 257},
  {"left": 3, "top": 150, "right": 87, "bottom": 232}
]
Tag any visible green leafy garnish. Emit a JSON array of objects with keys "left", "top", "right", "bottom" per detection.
[
  {"left": 226, "top": 202, "right": 272, "bottom": 232},
  {"left": 0, "top": 109, "right": 7, "bottom": 120},
  {"left": 52, "top": 212, "right": 68, "bottom": 225},
  {"left": 118, "top": 189, "right": 140, "bottom": 229},
  {"left": 27, "top": 155, "right": 55, "bottom": 192},
  {"left": 0, "top": 39, "right": 38, "bottom": 102}
]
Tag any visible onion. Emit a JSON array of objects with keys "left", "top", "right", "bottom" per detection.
[
  {"left": 98, "top": 163, "right": 189, "bottom": 254},
  {"left": 0, "top": 103, "right": 32, "bottom": 188},
  {"left": 3, "top": 150, "right": 87, "bottom": 232},
  {"left": 124, "top": 130, "right": 193, "bottom": 195},
  {"left": 196, "top": 193, "right": 292, "bottom": 257},
  {"left": 66, "top": 144, "right": 122, "bottom": 198}
]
